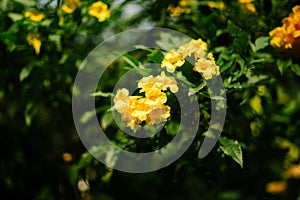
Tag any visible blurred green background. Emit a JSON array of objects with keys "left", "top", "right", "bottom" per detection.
[{"left": 1, "top": 0, "right": 300, "bottom": 199}]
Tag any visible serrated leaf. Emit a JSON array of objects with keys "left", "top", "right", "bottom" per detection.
[
  {"left": 147, "top": 50, "right": 164, "bottom": 63},
  {"left": 219, "top": 137, "right": 243, "bottom": 168},
  {"left": 101, "top": 111, "right": 113, "bottom": 130}
]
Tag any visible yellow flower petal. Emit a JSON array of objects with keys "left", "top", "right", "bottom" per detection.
[
  {"left": 24, "top": 11, "right": 44, "bottom": 22},
  {"left": 27, "top": 33, "right": 41, "bottom": 55}
]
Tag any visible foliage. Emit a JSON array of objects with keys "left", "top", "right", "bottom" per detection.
[{"left": 1, "top": 0, "right": 300, "bottom": 199}]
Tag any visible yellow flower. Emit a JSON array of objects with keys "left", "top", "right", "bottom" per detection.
[
  {"left": 114, "top": 73, "right": 178, "bottom": 131},
  {"left": 161, "top": 50, "right": 185, "bottom": 72},
  {"left": 207, "top": 1, "right": 226, "bottom": 10},
  {"left": 89, "top": 1, "right": 110, "bottom": 22},
  {"left": 285, "top": 164, "right": 300, "bottom": 179},
  {"left": 24, "top": 11, "right": 44, "bottom": 22},
  {"left": 167, "top": 0, "right": 192, "bottom": 17},
  {"left": 113, "top": 88, "right": 130, "bottom": 113},
  {"left": 193, "top": 57, "right": 220, "bottom": 80},
  {"left": 238, "top": 0, "right": 256, "bottom": 13},
  {"left": 177, "top": 39, "right": 207, "bottom": 59},
  {"left": 27, "top": 33, "right": 41, "bottom": 55},
  {"left": 167, "top": 6, "right": 185, "bottom": 17},
  {"left": 146, "top": 105, "right": 171, "bottom": 125},
  {"left": 266, "top": 181, "right": 287, "bottom": 194},
  {"left": 61, "top": 0, "right": 81, "bottom": 14},
  {"left": 138, "top": 71, "right": 179, "bottom": 94},
  {"left": 249, "top": 95, "right": 263, "bottom": 114},
  {"left": 269, "top": 5, "right": 300, "bottom": 49}
]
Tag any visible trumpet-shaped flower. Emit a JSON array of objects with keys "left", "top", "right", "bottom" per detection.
[
  {"left": 24, "top": 11, "right": 44, "bottom": 22},
  {"left": 61, "top": 0, "right": 81, "bottom": 14},
  {"left": 269, "top": 5, "right": 300, "bottom": 49},
  {"left": 88, "top": 1, "right": 110, "bottom": 22},
  {"left": 27, "top": 33, "right": 41, "bottom": 55}
]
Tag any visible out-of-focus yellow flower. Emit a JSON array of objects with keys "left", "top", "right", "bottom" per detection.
[
  {"left": 114, "top": 72, "right": 178, "bottom": 131},
  {"left": 207, "top": 1, "right": 226, "bottom": 10},
  {"left": 161, "top": 50, "right": 185, "bottom": 72},
  {"left": 61, "top": 0, "right": 81, "bottom": 14},
  {"left": 167, "top": 6, "right": 185, "bottom": 17},
  {"left": 266, "top": 181, "right": 287, "bottom": 194},
  {"left": 249, "top": 95, "right": 263, "bottom": 114},
  {"left": 167, "top": 0, "right": 192, "bottom": 17},
  {"left": 238, "top": 0, "right": 256, "bottom": 13},
  {"left": 269, "top": 5, "right": 300, "bottom": 49},
  {"left": 27, "top": 33, "right": 41, "bottom": 55},
  {"left": 62, "top": 152, "right": 72, "bottom": 162},
  {"left": 88, "top": 1, "right": 110, "bottom": 22},
  {"left": 285, "top": 164, "right": 300, "bottom": 179},
  {"left": 24, "top": 11, "right": 44, "bottom": 22}
]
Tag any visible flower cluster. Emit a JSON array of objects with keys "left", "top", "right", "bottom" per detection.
[
  {"left": 161, "top": 39, "right": 220, "bottom": 80},
  {"left": 269, "top": 5, "right": 300, "bottom": 49},
  {"left": 24, "top": 1, "right": 110, "bottom": 55},
  {"left": 113, "top": 72, "right": 178, "bottom": 131},
  {"left": 167, "top": 0, "right": 192, "bottom": 17}
]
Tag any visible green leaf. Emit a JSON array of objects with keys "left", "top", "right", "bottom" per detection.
[
  {"left": 277, "top": 58, "right": 292, "bottom": 75},
  {"left": 1, "top": 0, "right": 10, "bottom": 12},
  {"left": 13, "top": 0, "right": 36, "bottom": 7},
  {"left": 20, "top": 65, "right": 33, "bottom": 82},
  {"left": 291, "top": 64, "right": 300, "bottom": 77},
  {"left": 165, "top": 121, "right": 179, "bottom": 136},
  {"left": 80, "top": 110, "right": 95, "bottom": 124},
  {"left": 122, "top": 54, "right": 141, "bottom": 68},
  {"left": 227, "top": 20, "right": 242, "bottom": 37},
  {"left": 101, "top": 111, "right": 114, "bottom": 130},
  {"left": 251, "top": 36, "right": 270, "bottom": 52},
  {"left": 227, "top": 21, "right": 249, "bottom": 53},
  {"left": 219, "top": 137, "right": 243, "bottom": 168},
  {"left": 8, "top": 13, "right": 23, "bottom": 21},
  {"left": 147, "top": 50, "right": 164, "bottom": 63}
]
